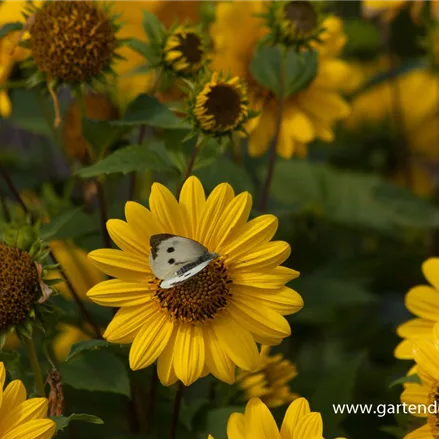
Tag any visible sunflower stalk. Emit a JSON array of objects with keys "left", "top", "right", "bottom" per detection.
[
  {"left": 169, "top": 382, "right": 185, "bottom": 439},
  {"left": 258, "top": 49, "right": 287, "bottom": 212},
  {"left": 180, "top": 135, "right": 209, "bottom": 192},
  {"left": 23, "top": 336, "right": 46, "bottom": 397}
]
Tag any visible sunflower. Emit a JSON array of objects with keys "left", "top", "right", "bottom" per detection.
[
  {"left": 400, "top": 322, "right": 439, "bottom": 439},
  {"left": 210, "top": 2, "right": 350, "bottom": 159},
  {"left": 87, "top": 176, "right": 303, "bottom": 386},
  {"left": 237, "top": 346, "right": 298, "bottom": 408},
  {"left": 0, "top": 362, "right": 56, "bottom": 439},
  {"left": 209, "top": 396, "right": 346, "bottom": 439},
  {"left": 394, "top": 258, "right": 439, "bottom": 360},
  {"left": 0, "top": 1, "right": 32, "bottom": 117}
]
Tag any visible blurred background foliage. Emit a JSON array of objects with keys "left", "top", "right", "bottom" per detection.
[{"left": 1, "top": 1, "right": 439, "bottom": 439}]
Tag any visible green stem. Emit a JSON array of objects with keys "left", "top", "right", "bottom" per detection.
[
  {"left": 180, "top": 135, "right": 209, "bottom": 190},
  {"left": 76, "top": 89, "right": 97, "bottom": 163},
  {"left": 24, "top": 337, "right": 45, "bottom": 397}
]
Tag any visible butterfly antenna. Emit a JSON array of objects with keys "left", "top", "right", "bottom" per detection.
[{"left": 9, "top": 14, "right": 35, "bottom": 57}]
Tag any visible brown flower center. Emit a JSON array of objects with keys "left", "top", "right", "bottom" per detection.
[
  {"left": 426, "top": 383, "right": 439, "bottom": 437},
  {"left": 204, "top": 84, "right": 243, "bottom": 131},
  {"left": 0, "top": 243, "right": 39, "bottom": 330},
  {"left": 176, "top": 32, "right": 203, "bottom": 65},
  {"left": 284, "top": 1, "right": 318, "bottom": 36},
  {"left": 154, "top": 259, "right": 232, "bottom": 323}
]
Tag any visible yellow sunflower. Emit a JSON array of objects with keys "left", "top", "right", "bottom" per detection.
[
  {"left": 394, "top": 258, "right": 439, "bottom": 360},
  {"left": 0, "top": 362, "right": 56, "bottom": 439},
  {"left": 401, "top": 322, "right": 439, "bottom": 439},
  {"left": 0, "top": 1, "right": 32, "bottom": 117},
  {"left": 210, "top": 2, "right": 350, "bottom": 159},
  {"left": 209, "top": 396, "right": 346, "bottom": 439},
  {"left": 87, "top": 176, "right": 303, "bottom": 386},
  {"left": 237, "top": 346, "right": 298, "bottom": 408}
]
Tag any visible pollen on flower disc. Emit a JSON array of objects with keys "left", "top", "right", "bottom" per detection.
[
  {"left": 29, "top": 1, "right": 117, "bottom": 83},
  {"left": 154, "top": 259, "right": 232, "bottom": 323},
  {"left": 0, "top": 243, "right": 39, "bottom": 330}
]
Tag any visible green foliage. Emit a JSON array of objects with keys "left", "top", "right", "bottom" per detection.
[
  {"left": 59, "top": 350, "right": 131, "bottom": 398},
  {"left": 0, "top": 22, "right": 23, "bottom": 38},
  {"left": 75, "top": 143, "right": 177, "bottom": 178},
  {"left": 52, "top": 413, "right": 104, "bottom": 432},
  {"left": 40, "top": 207, "right": 83, "bottom": 240}
]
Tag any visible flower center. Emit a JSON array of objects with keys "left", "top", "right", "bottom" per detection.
[
  {"left": 177, "top": 32, "right": 204, "bottom": 65},
  {"left": 0, "top": 243, "right": 39, "bottom": 331},
  {"left": 427, "top": 383, "right": 439, "bottom": 437},
  {"left": 154, "top": 259, "right": 232, "bottom": 323},
  {"left": 29, "top": 1, "right": 117, "bottom": 83},
  {"left": 283, "top": 1, "right": 318, "bottom": 37}
]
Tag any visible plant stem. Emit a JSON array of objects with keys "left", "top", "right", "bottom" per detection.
[
  {"left": 24, "top": 337, "right": 45, "bottom": 397},
  {"left": 146, "top": 366, "right": 158, "bottom": 433},
  {"left": 169, "top": 382, "right": 185, "bottom": 439},
  {"left": 258, "top": 54, "right": 286, "bottom": 212},
  {"left": 96, "top": 180, "right": 112, "bottom": 249},
  {"left": 0, "top": 188, "right": 11, "bottom": 222},
  {"left": 180, "top": 136, "right": 208, "bottom": 193}
]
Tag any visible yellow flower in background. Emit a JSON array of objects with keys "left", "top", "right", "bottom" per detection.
[
  {"left": 237, "top": 346, "right": 298, "bottom": 408},
  {"left": 394, "top": 258, "right": 439, "bottom": 360},
  {"left": 211, "top": 2, "right": 350, "bottom": 159},
  {"left": 209, "top": 396, "right": 347, "bottom": 439},
  {"left": 0, "top": 1, "right": 31, "bottom": 118},
  {"left": 362, "top": 0, "right": 439, "bottom": 22},
  {"left": 87, "top": 176, "right": 303, "bottom": 386},
  {"left": 0, "top": 362, "right": 55, "bottom": 439},
  {"left": 400, "top": 323, "right": 439, "bottom": 439}
]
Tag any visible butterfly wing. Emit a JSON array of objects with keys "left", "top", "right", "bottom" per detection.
[
  {"left": 160, "top": 257, "right": 216, "bottom": 289},
  {"left": 149, "top": 234, "right": 209, "bottom": 280}
]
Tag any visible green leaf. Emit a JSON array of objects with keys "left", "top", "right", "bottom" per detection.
[
  {"left": 270, "top": 160, "right": 439, "bottom": 233},
  {"left": 112, "top": 94, "right": 187, "bottom": 129},
  {"left": 40, "top": 207, "right": 83, "bottom": 240},
  {"left": 389, "top": 373, "right": 421, "bottom": 388},
  {"left": 66, "top": 339, "right": 128, "bottom": 362},
  {"left": 250, "top": 46, "right": 318, "bottom": 98},
  {"left": 59, "top": 350, "right": 131, "bottom": 398},
  {"left": 142, "top": 10, "right": 166, "bottom": 43},
  {"left": 250, "top": 45, "right": 282, "bottom": 97},
  {"left": 0, "top": 22, "right": 23, "bottom": 39},
  {"left": 0, "top": 351, "right": 22, "bottom": 380},
  {"left": 52, "top": 413, "right": 104, "bottom": 432},
  {"left": 75, "top": 143, "right": 177, "bottom": 178},
  {"left": 81, "top": 118, "right": 130, "bottom": 152}
]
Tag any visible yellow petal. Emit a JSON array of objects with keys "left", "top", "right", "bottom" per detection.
[
  {"left": 406, "top": 286, "right": 439, "bottom": 321},
  {"left": 248, "top": 106, "right": 276, "bottom": 157},
  {"left": 413, "top": 339, "right": 439, "bottom": 381},
  {"left": 213, "top": 312, "right": 259, "bottom": 371},
  {"left": 149, "top": 183, "right": 187, "bottom": 236},
  {"left": 0, "top": 380, "right": 26, "bottom": 418},
  {"left": 107, "top": 219, "right": 149, "bottom": 257},
  {"left": 422, "top": 258, "right": 439, "bottom": 291},
  {"left": 394, "top": 340, "right": 415, "bottom": 360},
  {"left": 232, "top": 267, "right": 300, "bottom": 289},
  {"left": 237, "top": 286, "right": 303, "bottom": 316},
  {"left": 104, "top": 304, "right": 154, "bottom": 343},
  {"left": 87, "top": 279, "right": 155, "bottom": 307},
  {"left": 197, "top": 183, "right": 235, "bottom": 249},
  {"left": 397, "top": 319, "right": 434, "bottom": 339},
  {"left": 212, "top": 192, "right": 253, "bottom": 252},
  {"left": 0, "top": 92, "right": 11, "bottom": 118},
  {"left": 401, "top": 384, "right": 429, "bottom": 417},
  {"left": 230, "top": 241, "right": 290, "bottom": 272},
  {"left": 281, "top": 398, "right": 311, "bottom": 439},
  {"left": 129, "top": 308, "right": 174, "bottom": 370},
  {"left": 124, "top": 201, "right": 162, "bottom": 242},
  {"left": 204, "top": 325, "right": 235, "bottom": 384},
  {"left": 294, "top": 412, "right": 323, "bottom": 439},
  {"left": 222, "top": 215, "right": 279, "bottom": 262},
  {"left": 179, "top": 176, "right": 206, "bottom": 240},
  {"left": 229, "top": 298, "right": 291, "bottom": 343},
  {"left": 157, "top": 329, "right": 179, "bottom": 386},
  {"left": 88, "top": 249, "right": 151, "bottom": 282},
  {"left": 227, "top": 413, "right": 246, "bottom": 439},
  {"left": 2, "top": 419, "right": 56, "bottom": 439},
  {"left": 245, "top": 398, "right": 281, "bottom": 439},
  {"left": 403, "top": 424, "right": 434, "bottom": 439},
  {"left": 173, "top": 324, "right": 205, "bottom": 386}
]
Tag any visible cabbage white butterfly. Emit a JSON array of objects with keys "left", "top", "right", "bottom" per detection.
[{"left": 149, "top": 234, "right": 219, "bottom": 289}]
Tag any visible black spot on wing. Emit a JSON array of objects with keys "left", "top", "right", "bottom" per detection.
[
  {"left": 167, "top": 247, "right": 175, "bottom": 253},
  {"left": 168, "top": 258, "right": 176, "bottom": 264},
  {"left": 150, "top": 234, "right": 175, "bottom": 260}
]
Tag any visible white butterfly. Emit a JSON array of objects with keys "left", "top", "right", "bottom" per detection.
[{"left": 149, "top": 234, "right": 219, "bottom": 289}]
